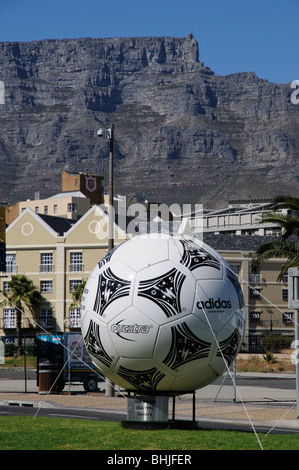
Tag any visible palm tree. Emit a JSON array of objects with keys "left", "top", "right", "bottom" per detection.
[
  {"left": 1, "top": 274, "right": 45, "bottom": 355},
  {"left": 251, "top": 195, "right": 299, "bottom": 281},
  {"left": 70, "top": 280, "right": 86, "bottom": 310}
]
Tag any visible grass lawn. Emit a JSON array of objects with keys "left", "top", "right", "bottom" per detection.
[
  {"left": 0, "top": 416, "right": 298, "bottom": 450},
  {"left": 1, "top": 352, "right": 295, "bottom": 373},
  {"left": 0, "top": 355, "right": 37, "bottom": 368}
]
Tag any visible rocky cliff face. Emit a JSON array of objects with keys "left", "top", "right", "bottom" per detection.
[{"left": 0, "top": 34, "right": 298, "bottom": 208}]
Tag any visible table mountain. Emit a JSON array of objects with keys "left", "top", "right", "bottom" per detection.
[{"left": 0, "top": 34, "right": 298, "bottom": 209}]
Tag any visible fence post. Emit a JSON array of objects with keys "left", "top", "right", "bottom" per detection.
[{"left": 288, "top": 267, "right": 299, "bottom": 419}]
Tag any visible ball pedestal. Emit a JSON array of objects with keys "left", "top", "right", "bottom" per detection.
[
  {"left": 121, "top": 393, "right": 199, "bottom": 430},
  {"left": 127, "top": 395, "right": 168, "bottom": 422}
]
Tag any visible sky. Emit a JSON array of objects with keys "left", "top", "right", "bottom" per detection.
[{"left": 0, "top": 0, "right": 298, "bottom": 84}]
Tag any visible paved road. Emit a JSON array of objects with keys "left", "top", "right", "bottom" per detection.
[
  {"left": 1, "top": 401, "right": 299, "bottom": 435},
  {"left": 220, "top": 374, "right": 296, "bottom": 390},
  {"left": 0, "top": 403, "right": 125, "bottom": 422},
  {"left": 1, "top": 369, "right": 296, "bottom": 390},
  {"left": 1, "top": 369, "right": 299, "bottom": 436}
]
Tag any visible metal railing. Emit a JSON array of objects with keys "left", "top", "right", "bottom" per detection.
[{"left": 39, "top": 264, "right": 54, "bottom": 273}]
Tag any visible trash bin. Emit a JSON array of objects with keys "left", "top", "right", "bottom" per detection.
[{"left": 38, "top": 361, "right": 60, "bottom": 394}]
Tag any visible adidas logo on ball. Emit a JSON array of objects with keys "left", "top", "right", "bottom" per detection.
[
  {"left": 81, "top": 234, "right": 246, "bottom": 394},
  {"left": 197, "top": 298, "right": 232, "bottom": 310}
]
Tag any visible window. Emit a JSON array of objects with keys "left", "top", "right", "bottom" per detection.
[
  {"left": 3, "top": 281, "right": 10, "bottom": 294},
  {"left": 250, "top": 268, "right": 260, "bottom": 283},
  {"left": 70, "top": 279, "right": 82, "bottom": 293},
  {"left": 53, "top": 204, "right": 58, "bottom": 214},
  {"left": 40, "top": 308, "right": 53, "bottom": 328},
  {"left": 35, "top": 206, "right": 39, "bottom": 213},
  {"left": 44, "top": 205, "right": 48, "bottom": 215},
  {"left": 6, "top": 254, "right": 16, "bottom": 273},
  {"left": 3, "top": 308, "right": 16, "bottom": 328},
  {"left": 70, "top": 252, "right": 83, "bottom": 272},
  {"left": 242, "top": 229, "right": 257, "bottom": 236},
  {"left": 282, "top": 289, "right": 289, "bottom": 302},
  {"left": 67, "top": 203, "right": 77, "bottom": 213},
  {"left": 264, "top": 228, "right": 281, "bottom": 236},
  {"left": 40, "top": 253, "right": 53, "bottom": 272},
  {"left": 249, "top": 334, "right": 262, "bottom": 353},
  {"left": 250, "top": 311, "right": 261, "bottom": 323},
  {"left": 40, "top": 280, "right": 53, "bottom": 293},
  {"left": 283, "top": 312, "right": 293, "bottom": 323},
  {"left": 69, "top": 308, "right": 81, "bottom": 328},
  {"left": 229, "top": 264, "right": 240, "bottom": 277},
  {"left": 250, "top": 288, "right": 261, "bottom": 299}
]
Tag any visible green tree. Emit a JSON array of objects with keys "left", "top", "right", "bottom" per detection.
[
  {"left": 70, "top": 280, "right": 86, "bottom": 309},
  {"left": 251, "top": 195, "right": 299, "bottom": 281},
  {"left": 1, "top": 274, "right": 45, "bottom": 355}
]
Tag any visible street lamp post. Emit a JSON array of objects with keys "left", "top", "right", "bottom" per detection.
[
  {"left": 108, "top": 123, "right": 114, "bottom": 252},
  {"left": 97, "top": 123, "right": 115, "bottom": 397},
  {"left": 97, "top": 123, "right": 115, "bottom": 250}
]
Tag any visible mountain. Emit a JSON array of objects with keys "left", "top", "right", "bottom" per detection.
[{"left": 0, "top": 34, "right": 298, "bottom": 209}]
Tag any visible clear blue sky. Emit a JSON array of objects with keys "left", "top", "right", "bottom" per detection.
[{"left": 0, "top": 0, "right": 298, "bottom": 84}]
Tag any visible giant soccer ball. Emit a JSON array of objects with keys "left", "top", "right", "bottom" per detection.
[{"left": 80, "top": 234, "right": 246, "bottom": 395}]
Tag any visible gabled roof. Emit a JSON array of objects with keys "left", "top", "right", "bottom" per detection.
[
  {"left": 48, "top": 191, "right": 87, "bottom": 199},
  {"left": 63, "top": 204, "right": 127, "bottom": 239},
  {"left": 7, "top": 207, "right": 61, "bottom": 237},
  {"left": 6, "top": 205, "right": 133, "bottom": 240},
  {"left": 37, "top": 213, "right": 76, "bottom": 236}
]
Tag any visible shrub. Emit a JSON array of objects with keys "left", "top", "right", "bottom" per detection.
[
  {"left": 25, "top": 343, "right": 37, "bottom": 356},
  {"left": 263, "top": 351, "right": 277, "bottom": 365}
]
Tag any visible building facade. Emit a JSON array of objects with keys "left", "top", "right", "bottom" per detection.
[
  {"left": 203, "top": 233, "right": 293, "bottom": 352},
  {"left": 191, "top": 200, "right": 285, "bottom": 238},
  {"left": 0, "top": 205, "right": 128, "bottom": 342},
  {"left": 0, "top": 205, "right": 295, "bottom": 353}
]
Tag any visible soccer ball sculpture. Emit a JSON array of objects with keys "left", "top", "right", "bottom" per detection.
[{"left": 80, "top": 234, "right": 246, "bottom": 395}]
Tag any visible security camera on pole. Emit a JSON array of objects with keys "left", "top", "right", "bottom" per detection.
[
  {"left": 97, "top": 124, "right": 115, "bottom": 398},
  {"left": 97, "top": 124, "right": 114, "bottom": 250},
  {"left": 288, "top": 267, "right": 299, "bottom": 418}
]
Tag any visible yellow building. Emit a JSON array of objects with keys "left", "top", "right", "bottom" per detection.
[
  {"left": 0, "top": 210, "right": 294, "bottom": 353},
  {"left": 0, "top": 205, "right": 128, "bottom": 339},
  {"left": 203, "top": 233, "right": 293, "bottom": 352},
  {"left": 5, "top": 170, "right": 104, "bottom": 224}
]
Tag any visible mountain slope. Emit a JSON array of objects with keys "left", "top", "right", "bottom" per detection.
[{"left": 0, "top": 34, "right": 298, "bottom": 208}]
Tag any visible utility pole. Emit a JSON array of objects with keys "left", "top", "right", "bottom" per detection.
[{"left": 97, "top": 124, "right": 115, "bottom": 398}]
